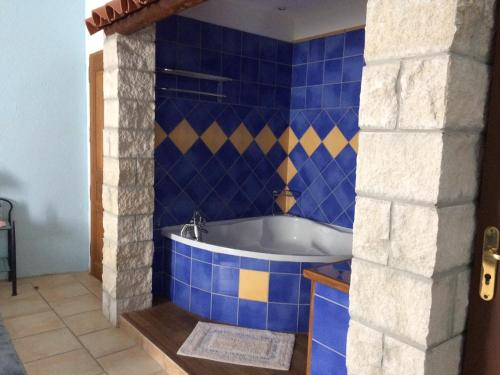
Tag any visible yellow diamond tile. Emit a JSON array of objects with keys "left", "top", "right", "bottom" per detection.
[
  {"left": 239, "top": 269, "right": 269, "bottom": 302},
  {"left": 278, "top": 128, "right": 299, "bottom": 154},
  {"left": 229, "top": 123, "right": 253, "bottom": 155},
  {"left": 154, "top": 122, "right": 167, "bottom": 149},
  {"left": 276, "top": 193, "right": 296, "bottom": 214},
  {"left": 350, "top": 132, "right": 359, "bottom": 153},
  {"left": 324, "top": 127, "right": 348, "bottom": 158},
  {"left": 169, "top": 119, "right": 198, "bottom": 154},
  {"left": 277, "top": 157, "right": 297, "bottom": 184},
  {"left": 255, "top": 125, "right": 276, "bottom": 154},
  {"left": 300, "top": 127, "right": 321, "bottom": 157},
  {"left": 201, "top": 121, "right": 227, "bottom": 154}
]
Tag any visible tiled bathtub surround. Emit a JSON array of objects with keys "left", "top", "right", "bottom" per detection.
[
  {"left": 154, "top": 15, "right": 364, "bottom": 231},
  {"left": 153, "top": 238, "right": 321, "bottom": 333},
  {"left": 310, "top": 283, "right": 349, "bottom": 375}
]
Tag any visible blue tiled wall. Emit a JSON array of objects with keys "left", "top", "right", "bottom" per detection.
[
  {"left": 287, "top": 31, "right": 364, "bottom": 228},
  {"left": 154, "top": 16, "right": 291, "bottom": 228},
  {"left": 154, "top": 16, "right": 364, "bottom": 232},
  {"left": 310, "top": 281, "right": 350, "bottom": 375},
  {"left": 152, "top": 236, "right": 322, "bottom": 333}
]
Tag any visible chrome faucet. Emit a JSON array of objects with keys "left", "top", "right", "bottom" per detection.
[{"left": 180, "top": 211, "right": 207, "bottom": 241}]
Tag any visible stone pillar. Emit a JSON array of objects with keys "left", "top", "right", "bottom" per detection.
[
  {"left": 347, "top": 1, "right": 495, "bottom": 374},
  {"left": 101, "top": 26, "right": 156, "bottom": 326}
]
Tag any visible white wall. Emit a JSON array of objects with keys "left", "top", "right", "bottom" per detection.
[{"left": 0, "top": 1, "right": 89, "bottom": 277}]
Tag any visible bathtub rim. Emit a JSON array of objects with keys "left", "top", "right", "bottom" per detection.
[{"left": 160, "top": 215, "right": 353, "bottom": 263}]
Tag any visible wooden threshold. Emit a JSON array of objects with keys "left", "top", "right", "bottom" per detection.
[{"left": 121, "top": 302, "right": 307, "bottom": 375}]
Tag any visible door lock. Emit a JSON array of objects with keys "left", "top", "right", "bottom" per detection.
[{"left": 480, "top": 226, "right": 500, "bottom": 301}]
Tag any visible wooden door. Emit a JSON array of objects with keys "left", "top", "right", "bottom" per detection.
[
  {"left": 462, "top": 7, "right": 500, "bottom": 374},
  {"left": 89, "top": 51, "right": 104, "bottom": 281}
]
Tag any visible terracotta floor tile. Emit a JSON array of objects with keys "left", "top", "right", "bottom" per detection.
[
  {"left": 79, "top": 328, "right": 137, "bottom": 358},
  {"left": 28, "top": 274, "right": 77, "bottom": 289},
  {"left": 38, "top": 282, "right": 90, "bottom": 302},
  {"left": 4, "top": 310, "right": 64, "bottom": 339},
  {"left": 63, "top": 310, "right": 112, "bottom": 336},
  {"left": 23, "top": 348, "right": 103, "bottom": 375},
  {"left": 0, "top": 283, "right": 38, "bottom": 300},
  {"left": 0, "top": 295, "right": 50, "bottom": 319},
  {"left": 13, "top": 327, "right": 82, "bottom": 363},
  {"left": 50, "top": 293, "right": 101, "bottom": 317},
  {"left": 98, "top": 347, "right": 162, "bottom": 375}
]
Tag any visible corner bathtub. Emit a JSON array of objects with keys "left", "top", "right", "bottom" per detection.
[{"left": 155, "top": 215, "right": 352, "bottom": 333}]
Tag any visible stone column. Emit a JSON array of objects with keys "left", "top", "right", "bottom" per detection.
[
  {"left": 101, "top": 26, "right": 156, "bottom": 326},
  {"left": 347, "top": 1, "right": 495, "bottom": 374}
]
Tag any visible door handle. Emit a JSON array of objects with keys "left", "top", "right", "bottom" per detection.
[{"left": 480, "top": 226, "right": 499, "bottom": 301}]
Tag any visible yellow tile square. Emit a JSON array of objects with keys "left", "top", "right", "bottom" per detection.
[
  {"left": 154, "top": 122, "right": 167, "bottom": 149},
  {"left": 350, "top": 132, "right": 359, "bottom": 153},
  {"left": 276, "top": 192, "right": 296, "bottom": 214},
  {"left": 169, "top": 119, "right": 198, "bottom": 154},
  {"left": 279, "top": 128, "right": 298, "bottom": 154},
  {"left": 201, "top": 121, "right": 227, "bottom": 154},
  {"left": 323, "top": 127, "right": 348, "bottom": 157},
  {"left": 277, "top": 157, "right": 297, "bottom": 184},
  {"left": 229, "top": 123, "right": 253, "bottom": 155},
  {"left": 239, "top": 269, "right": 269, "bottom": 302},
  {"left": 255, "top": 125, "right": 276, "bottom": 154},
  {"left": 300, "top": 127, "right": 321, "bottom": 156}
]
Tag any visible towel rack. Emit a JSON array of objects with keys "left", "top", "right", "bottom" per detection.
[
  {"left": 157, "top": 68, "right": 232, "bottom": 82},
  {"left": 155, "top": 87, "right": 226, "bottom": 98}
]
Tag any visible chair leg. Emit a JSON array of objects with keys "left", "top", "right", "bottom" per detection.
[
  {"left": 7, "top": 229, "right": 12, "bottom": 282},
  {"left": 11, "top": 224, "right": 17, "bottom": 296}
]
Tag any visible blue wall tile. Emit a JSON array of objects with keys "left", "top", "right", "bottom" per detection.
[
  {"left": 174, "top": 253, "right": 191, "bottom": 284},
  {"left": 316, "top": 283, "right": 349, "bottom": 308},
  {"left": 269, "top": 274, "right": 300, "bottom": 303},
  {"left": 325, "top": 34, "right": 345, "bottom": 59},
  {"left": 298, "top": 305, "right": 311, "bottom": 332},
  {"left": 173, "top": 279, "right": 190, "bottom": 310},
  {"left": 310, "top": 341, "right": 347, "bottom": 375},
  {"left": 270, "top": 261, "right": 300, "bottom": 274},
  {"left": 313, "top": 297, "right": 349, "bottom": 355},
  {"left": 241, "top": 257, "right": 269, "bottom": 271},
  {"left": 268, "top": 303, "right": 298, "bottom": 332},
  {"left": 211, "top": 294, "right": 238, "bottom": 324},
  {"left": 238, "top": 300, "right": 267, "bottom": 329},
  {"left": 213, "top": 253, "right": 240, "bottom": 267},
  {"left": 212, "top": 266, "right": 239, "bottom": 296},
  {"left": 192, "top": 247, "right": 212, "bottom": 263},
  {"left": 191, "top": 260, "right": 212, "bottom": 292},
  {"left": 190, "top": 287, "right": 211, "bottom": 318}
]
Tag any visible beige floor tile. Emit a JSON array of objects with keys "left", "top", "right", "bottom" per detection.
[
  {"left": 50, "top": 293, "right": 101, "bottom": 317},
  {"left": 0, "top": 295, "right": 50, "bottom": 319},
  {"left": 13, "top": 327, "right": 82, "bottom": 363},
  {"left": 27, "top": 274, "right": 77, "bottom": 288},
  {"left": 24, "top": 348, "right": 103, "bottom": 375},
  {"left": 98, "top": 347, "right": 162, "bottom": 375},
  {"left": 74, "top": 272, "right": 102, "bottom": 288},
  {"left": 4, "top": 310, "right": 65, "bottom": 339},
  {"left": 79, "top": 328, "right": 137, "bottom": 358},
  {"left": 85, "top": 284, "right": 102, "bottom": 299},
  {"left": 0, "top": 283, "right": 38, "bottom": 301},
  {"left": 38, "top": 282, "right": 89, "bottom": 302},
  {"left": 63, "top": 310, "right": 112, "bottom": 336}
]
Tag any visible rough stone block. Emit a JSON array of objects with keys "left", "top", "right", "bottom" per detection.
[
  {"left": 104, "top": 34, "right": 155, "bottom": 71},
  {"left": 102, "top": 185, "right": 154, "bottom": 216},
  {"left": 105, "top": 98, "right": 155, "bottom": 129},
  {"left": 398, "top": 55, "right": 489, "bottom": 130},
  {"left": 365, "top": 0, "right": 495, "bottom": 62},
  {"left": 103, "top": 128, "right": 154, "bottom": 159},
  {"left": 383, "top": 335, "right": 463, "bottom": 375},
  {"left": 356, "top": 132, "right": 480, "bottom": 204},
  {"left": 136, "top": 159, "right": 155, "bottom": 186},
  {"left": 349, "top": 259, "right": 457, "bottom": 347},
  {"left": 346, "top": 320, "right": 383, "bottom": 375},
  {"left": 135, "top": 215, "right": 153, "bottom": 241},
  {"left": 103, "top": 212, "right": 136, "bottom": 244},
  {"left": 452, "top": 269, "right": 471, "bottom": 336},
  {"left": 359, "top": 62, "right": 400, "bottom": 130},
  {"left": 103, "top": 157, "right": 136, "bottom": 186},
  {"left": 103, "top": 239, "right": 154, "bottom": 271},
  {"left": 104, "top": 68, "right": 154, "bottom": 101},
  {"left": 389, "top": 203, "right": 475, "bottom": 277},
  {"left": 352, "top": 197, "right": 392, "bottom": 265},
  {"left": 103, "top": 266, "right": 152, "bottom": 299},
  {"left": 102, "top": 290, "right": 152, "bottom": 326}
]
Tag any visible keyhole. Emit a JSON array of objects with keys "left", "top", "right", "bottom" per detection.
[{"left": 485, "top": 273, "right": 491, "bottom": 285}]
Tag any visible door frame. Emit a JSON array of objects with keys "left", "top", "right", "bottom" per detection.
[{"left": 89, "top": 50, "right": 104, "bottom": 281}]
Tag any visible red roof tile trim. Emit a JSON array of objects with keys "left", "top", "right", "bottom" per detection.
[{"left": 86, "top": 0, "right": 206, "bottom": 36}]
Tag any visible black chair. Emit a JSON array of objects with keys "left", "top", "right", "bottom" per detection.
[{"left": 0, "top": 198, "right": 17, "bottom": 296}]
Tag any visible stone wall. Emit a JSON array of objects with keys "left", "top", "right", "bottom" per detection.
[
  {"left": 347, "top": 0, "right": 495, "bottom": 374},
  {"left": 102, "top": 26, "right": 156, "bottom": 325}
]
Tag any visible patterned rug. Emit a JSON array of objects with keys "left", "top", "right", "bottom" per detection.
[
  {"left": 0, "top": 315, "right": 25, "bottom": 375},
  {"left": 177, "top": 322, "right": 295, "bottom": 370}
]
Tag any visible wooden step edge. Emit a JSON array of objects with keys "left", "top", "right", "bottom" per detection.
[{"left": 120, "top": 315, "right": 189, "bottom": 375}]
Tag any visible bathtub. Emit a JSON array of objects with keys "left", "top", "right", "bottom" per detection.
[{"left": 155, "top": 215, "right": 352, "bottom": 333}]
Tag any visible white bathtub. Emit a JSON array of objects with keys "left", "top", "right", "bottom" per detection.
[{"left": 161, "top": 215, "right": 352, "bottom": 263}]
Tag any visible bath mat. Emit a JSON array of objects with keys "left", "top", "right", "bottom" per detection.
[
  {"left": 177, "top": 322, "right": 295, "bottom": 370},
  {"left": 0, "top": 314, "right": 25, "bottom": 375}
]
